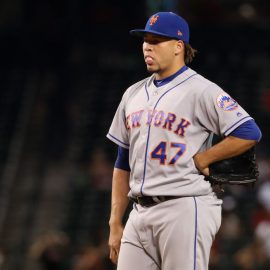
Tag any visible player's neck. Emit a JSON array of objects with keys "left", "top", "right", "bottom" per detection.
[
  {"left": 155, "top": 63, "right": 186, "bottom": 80},
  {"left": 154, "top": 65, "right": 188, "bottom": 87}
]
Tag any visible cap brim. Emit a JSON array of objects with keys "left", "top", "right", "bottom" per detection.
[{"left": 129, "top": 29, "right": 177, "bottom": 39}]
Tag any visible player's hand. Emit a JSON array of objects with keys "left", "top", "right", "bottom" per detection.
[
  {"left": 108, "top": 223, "right": 124, "bottom": 264},
  {"left": 193, "top": 153, "right": 210, "bottom": 176}
]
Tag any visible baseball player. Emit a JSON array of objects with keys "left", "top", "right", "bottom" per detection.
[{"left": 106, "top": 12, "right": 261, "bottom": 270}]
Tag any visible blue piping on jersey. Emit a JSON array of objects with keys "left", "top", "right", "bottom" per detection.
[
  {"left": 144, "top": 84, "right": 150, "bottom": 101},
  {"left": 107, "top": 133, "right": 130, "bottom": 147},
  {"left": 193, "top": 197, "right": 198, "bottom": 270},
  {"left": 224, "top": 116, "right": 251, "bottom": 136},
  {"left": 140, "top": 73, "right": 197, "bottom": 195}
]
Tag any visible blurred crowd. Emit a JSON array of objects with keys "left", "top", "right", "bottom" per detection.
[
  {"left": 209, "top": 153, "right": 270, "bottom": 270},
  {"left": 28, "top": 146, "right": 115, "bottom": 270}
]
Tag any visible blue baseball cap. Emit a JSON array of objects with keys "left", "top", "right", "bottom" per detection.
[{"left": 130, "top": 12, "right": 190, "bottom": 43}]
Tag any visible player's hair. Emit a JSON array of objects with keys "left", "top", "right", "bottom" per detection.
[{"left": 184, "top": 44, "right": 197, "bottom": 64}]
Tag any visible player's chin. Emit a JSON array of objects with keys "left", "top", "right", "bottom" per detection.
[{"left": 146, "top": 65, "right": 158, "bottom": 73}]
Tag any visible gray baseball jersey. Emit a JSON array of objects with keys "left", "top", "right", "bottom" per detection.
[{"left": 107, "top": 67, "right": 252, "bottom": 198}]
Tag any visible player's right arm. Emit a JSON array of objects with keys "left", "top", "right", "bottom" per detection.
[{"left": 109, "top": 168, "right": 130, "bottom": 264}]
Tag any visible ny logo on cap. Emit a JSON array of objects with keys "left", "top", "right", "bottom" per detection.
[{"left": 149, "top": 15, "right": 159, "bottom": 25}]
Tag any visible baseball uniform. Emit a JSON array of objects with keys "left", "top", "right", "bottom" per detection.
[{"left": 107, "top": 67, "right": 252, "bottom": 269}]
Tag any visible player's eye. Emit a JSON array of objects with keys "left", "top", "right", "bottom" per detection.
[{"left": 144, "top": 38, "right": 162, "bottom": 45}]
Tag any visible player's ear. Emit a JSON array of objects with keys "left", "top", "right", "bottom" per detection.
[{"left": 175, "top": 40, "right": 184, "bottom": 55}]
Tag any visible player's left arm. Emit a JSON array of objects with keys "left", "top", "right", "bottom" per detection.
[{"left": 194, "top": 120, "right": 261, "bottom": 175}]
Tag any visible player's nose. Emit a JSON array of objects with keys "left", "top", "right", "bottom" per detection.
[{"left": 143, "top": 42, "right": 153, "bottom": 51}]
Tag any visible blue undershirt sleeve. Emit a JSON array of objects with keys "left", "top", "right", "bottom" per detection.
[
  {"left": 114, "top": 146, "right": 131, "bottom": 171},
  {"left": 229, "top": 119, "right": 262, "bottom": 141}
]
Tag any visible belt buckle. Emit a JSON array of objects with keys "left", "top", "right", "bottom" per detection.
[
  {"left": 154, "top": 196, "right": 169, "bottom": 203},
  {"left": 152, "top": 196, "right": 163, "bottom": 203},
  {"left": 131, "top": 197, "right": 139, "bottom": 204},
  {"left": 134, "top": 196, "right": 168, "bottom": 207},
  {"left": 135, "top": 196, "right": 150, "bottom": 207},
  {"left": 139, "top": 196, "right": 164, "bottom": 207},
  {"left": 136, "top": 196, "right": 144, "bottom": 205}
]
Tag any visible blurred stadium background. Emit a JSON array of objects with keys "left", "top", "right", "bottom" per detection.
[{"left": 0, "top": 0, "right": 269, "bottom": 269}]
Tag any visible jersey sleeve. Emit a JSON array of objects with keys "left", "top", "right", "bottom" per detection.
[
  {"left": 106, "top": 92, "right": 130, "bottom": 149},
  {"left": 196, "top": 83, "right": 253, "bottom": 136}
]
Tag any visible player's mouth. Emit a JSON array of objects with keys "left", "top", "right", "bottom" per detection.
[{"left": 145, "top": 56, "right": 154, "bottom": 65}]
